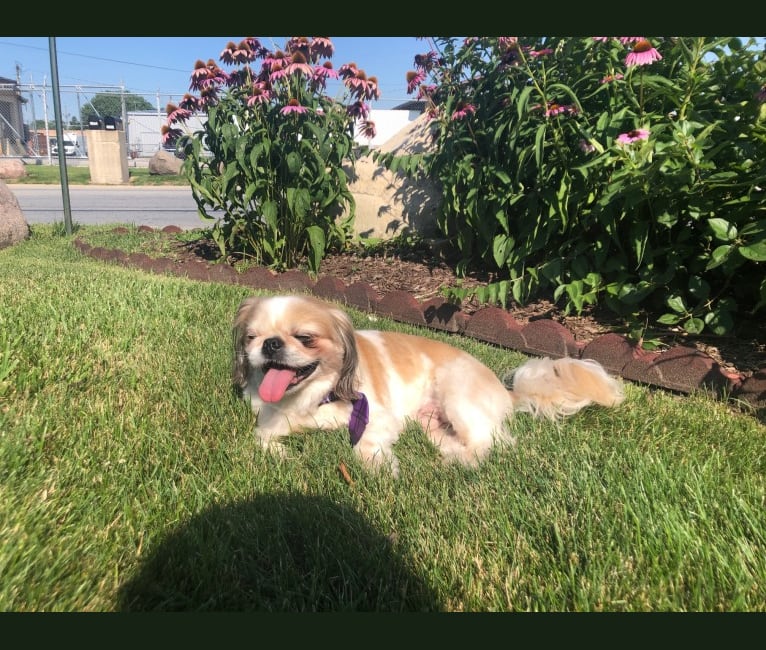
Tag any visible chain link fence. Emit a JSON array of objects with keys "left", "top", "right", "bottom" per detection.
[{"left": 0, "top": 80, "right": 189, "bottom": 162}]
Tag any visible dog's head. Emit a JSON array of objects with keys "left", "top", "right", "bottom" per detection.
[{"left": 232, "top": 294, "right": 359, "bottom": 404}]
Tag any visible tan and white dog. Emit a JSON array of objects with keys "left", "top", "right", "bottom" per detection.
[{"left": 232, "top": 294, "right": 624, "bottom": 475}]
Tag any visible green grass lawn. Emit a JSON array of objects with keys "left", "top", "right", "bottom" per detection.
[
  {"left": 5, "top": 164, "right": 188, "bottom": 186},
  {"left": 1, "top": 224, "right": 765, "bottom": 611}
]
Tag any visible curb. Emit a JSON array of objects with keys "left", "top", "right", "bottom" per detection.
[{"left": 72, "top": 230, "right": 766, "bottom": 413}]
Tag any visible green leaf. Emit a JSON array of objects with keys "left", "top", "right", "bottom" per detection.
[
  {"left": 261, "top": 200, "right": 278, "bottom": 231},
  {"left": 656, "top": 211, "right": 678, "bottom": 228},
  {"left": 705, "top": 244, "right": 732, "bottom": 270},
  {"left": 739, "top": 240, "right": 766, "bottom": 261},
  {"left": 516, "top": 86, "right": 534, "bottom": 122},
  {"left": 704, "top": 309, "right": 734, "bottom": 335},
  {"left": 492, "top": 234, "right": 514, "bottom": 268},
  {"left": 688, "top": 276, "right": 709, "bottom": 301},
  {"left": 305, "top": 225, "right": 326, "bottom": 274},
  {"left": 666, "top": 295, "right": 687, "bottom": 314},
  {"left": 708, "top": 218, "right": 737, "bottom": 241},
  {"left": 683, "top": 317, "right": 705, "bottom": 334},
  {"left": 534, "top": 123, "right": 547, "bottom": 170},
  {"left": 286, "top": 152, "right": 301, "bottom": 175},
  {"left": 657, "top": 313, "right": 681, "bottom": 325}
]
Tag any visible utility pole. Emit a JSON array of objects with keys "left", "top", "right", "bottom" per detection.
[
  {"left": 48, "top": 37, "right": 73, "bottom": 236},
  {"left": 42, "top": 76, "right": 51, "bottom": 164}
]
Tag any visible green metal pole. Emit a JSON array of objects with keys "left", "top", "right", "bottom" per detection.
[{"left": 48, "top": 37, "right": 73, "bottom": 236}]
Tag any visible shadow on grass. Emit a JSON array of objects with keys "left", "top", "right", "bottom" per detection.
[{"left": 118, "top": 493, "right": 441, "bottom": 612}]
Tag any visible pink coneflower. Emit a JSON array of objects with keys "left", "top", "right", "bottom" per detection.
[
  {"left": 451, "top": 102, "right": 476, "bottom": 121},
  {"left": 625, "top": 39, "right": 662, "bottom": 67},
  {"left": 197, "top": 85, "right": 219, "bottom": 109},
  {"left": 246, "top": 84, "right": 272, "bottom": 106},
  {"left": 416, "top": 84, "right": 437, "bottom": 101},
  {"left": 592, "top": 37, "right": 611, "bottom": 42},
  {"left": 500, "top": 44, "right": 522, "bottom": 66},
  {"left": 414, "top": 51, "right": 439, "bottom": 72},
  {"left": 314, "top": 61, "right": 338, "bottom": 80},
  {"left": 285, "top": 37, "right": 311, "bottom": 57},
  {"left": 190, "top": 59, "right": 210, "bottom": 91},
  {"left": 347, "top": 101, "right": 370, "bottom": 120},
  {"left": 310, "top": 37, "right": 334, "bottom": 61},
  {"left": 543, "top": 102, "right": 577, "bottom": 117},
  {"left": 263, "top": 50, "right": 289, "bottom": 75},
  {"left": 529, "top": 48, "right": 554, "bottom": 58},
  {"left": 190, "top": 59, "right": 229, "bottom": 91},
  {"left": 345, "top": 68, "right": 378, "bottom": 101},
  {"left": 600, "top": 73, "right": 624, "bottom": 84},
  {"left": 406, "top": 69, "right": 426, "bottom": 94},
  {"left": 616, "top": 128, "right": 650, "bottom": 144},
  {"left": 366, "top": 75, "right": 380, "bottom": 101},
  {"left": 358, "top": 119, "right": 376, "bottom": 140},
  {"left": 619, "top": 37, "right": 644, "bottom": 45},
  {"left": 165, "top": 102, "right": 192, "bottom": 124},
  {"left": 280, "top": 98, "right": 308, "bottom": 116},
  {"left": 226, "top": 67, "right": 253, "bottom": 88},
  {"left": 497, "top": 37, "right": 518, "bottom": 50},
  {"left": 243, "top": 37, "right": 266, "bottom": 59},
  {"left": 219, "top": 41, "right": 239, "bottom": 65},
  {"left": 178, "top": 93, "right": 200, "bottom": 113},
  {"left": 269, "top": 68, "right": 290, "bottom": 82},
  {"left": 579, "top": 139, "right": 596, "bottom": 154},
  {"left": 219, "top": 39, "right": 255, "bottom": 65},
  {"left": 310, "top": 61, "right": 338, "bottom": 91},
  {"left": 285, "top": 51, "right": 314, "bottom": 78},
  {"left": 337, "top": 62, "right": 359, "bottom": 80},
  {"left": 160, "top": 124, "right": 183, "bottom": 144}
]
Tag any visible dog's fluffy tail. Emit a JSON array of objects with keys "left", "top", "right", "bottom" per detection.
[{"left": 509, "top": 357, "right": 624, "bottom": 419}]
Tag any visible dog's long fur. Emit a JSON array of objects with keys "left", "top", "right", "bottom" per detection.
[{"left": 232, "top": 294, "right": 624, "bottom": 475}]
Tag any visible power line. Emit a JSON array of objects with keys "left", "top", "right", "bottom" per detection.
[{"left": 0, "top": 39, "right": 190, "bottom": 75}]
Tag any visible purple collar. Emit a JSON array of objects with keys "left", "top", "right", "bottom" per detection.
[{"left": 320, "top": 392, "right": 369, "bottom": 446}]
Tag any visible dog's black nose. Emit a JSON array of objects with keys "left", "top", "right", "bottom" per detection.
[{"left": 262, "top": 337, "right": 284, "bottom": 357}]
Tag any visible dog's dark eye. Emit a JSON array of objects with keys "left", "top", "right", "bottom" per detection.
[
  {"left": 295, "top": 334, "right": 315, "bottom": 347},
  {"left": 245, "top": 332, "right": 257, "bottom": 342}
]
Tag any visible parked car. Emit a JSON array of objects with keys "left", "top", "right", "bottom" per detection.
[{"left": 51, "top": 135, "right": 80, "bottom": 156}]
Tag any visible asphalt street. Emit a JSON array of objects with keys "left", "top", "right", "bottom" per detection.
[{"left": 9, "top": 184, "right": 222, "bottom": 231}]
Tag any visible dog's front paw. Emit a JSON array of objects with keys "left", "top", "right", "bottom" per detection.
[
  {"left": 256, "top": 431, "right": 288, "bottom": 459},
  {"left": 354, "top": 439, "right": 400, "bottom": 478}
]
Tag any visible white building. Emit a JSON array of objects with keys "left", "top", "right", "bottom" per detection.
[
  {"left": 126, "top": 101, "right": 424, "bottom": 157},
  {"left": 354, "top": 102, "right": 425, "bottom": 147}
]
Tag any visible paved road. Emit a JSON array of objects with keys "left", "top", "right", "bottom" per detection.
[{"left": 8, "top": 185, "right": 223, "bottom": 230}]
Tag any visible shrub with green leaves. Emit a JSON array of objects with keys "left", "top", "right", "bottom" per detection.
[
  {"left": 377, "top": 37, "right": 766, "bottom": 338},
  {"left": 166, "top": 37, "right": 380, "bottom": 272}
]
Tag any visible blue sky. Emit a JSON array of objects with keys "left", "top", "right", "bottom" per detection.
[{"left": 0, "top": 36, "right": 426, "bottom": 120}]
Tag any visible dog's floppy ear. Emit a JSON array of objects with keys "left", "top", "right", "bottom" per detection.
[
  {"left": 232, "top": 297, "right": 260, "bottom": 388},
  {"left": 329, "top": 304, "right": 359, "bottom": 402}
]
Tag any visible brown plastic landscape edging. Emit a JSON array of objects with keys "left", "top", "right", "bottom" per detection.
[{"left": 71, "top": 229, "right": 766, "bottom": 412}]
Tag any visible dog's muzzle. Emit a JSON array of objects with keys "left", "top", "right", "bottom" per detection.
[{"left": 262, "top": 336, "right": 283, "bottom": 358}]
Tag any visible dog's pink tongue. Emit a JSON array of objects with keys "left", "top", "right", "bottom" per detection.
[{"left": 259, "top": 367, "right": 297, "bottom": 403}]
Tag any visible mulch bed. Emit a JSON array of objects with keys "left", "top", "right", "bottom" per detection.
[{"left": 162, "top": 233, "right": 766, "bottom": 378}]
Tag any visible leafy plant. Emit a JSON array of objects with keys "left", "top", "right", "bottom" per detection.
[
  {"left": 375, "top": 37, "right": 766, "bottom": 336},
  {"left": 168, "top": 37, "right": 380, "bottom": 272}
]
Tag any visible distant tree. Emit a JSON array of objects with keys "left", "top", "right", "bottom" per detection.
[{"left": 80, "top": 91, "right": 153, "bottom": 122}]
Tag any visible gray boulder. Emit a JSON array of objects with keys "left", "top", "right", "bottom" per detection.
[
  {"left": 148, "top": 150, "right": 183, "bottom": 176},
  {"left": 346, "top": 113, "right": 442, "bottom": 239},
  {"left": 0, "top": 181, "right": 30, "bottom": 249},
  {"left": 0, "top": 159, "right": 27, "bottom": 180}
]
